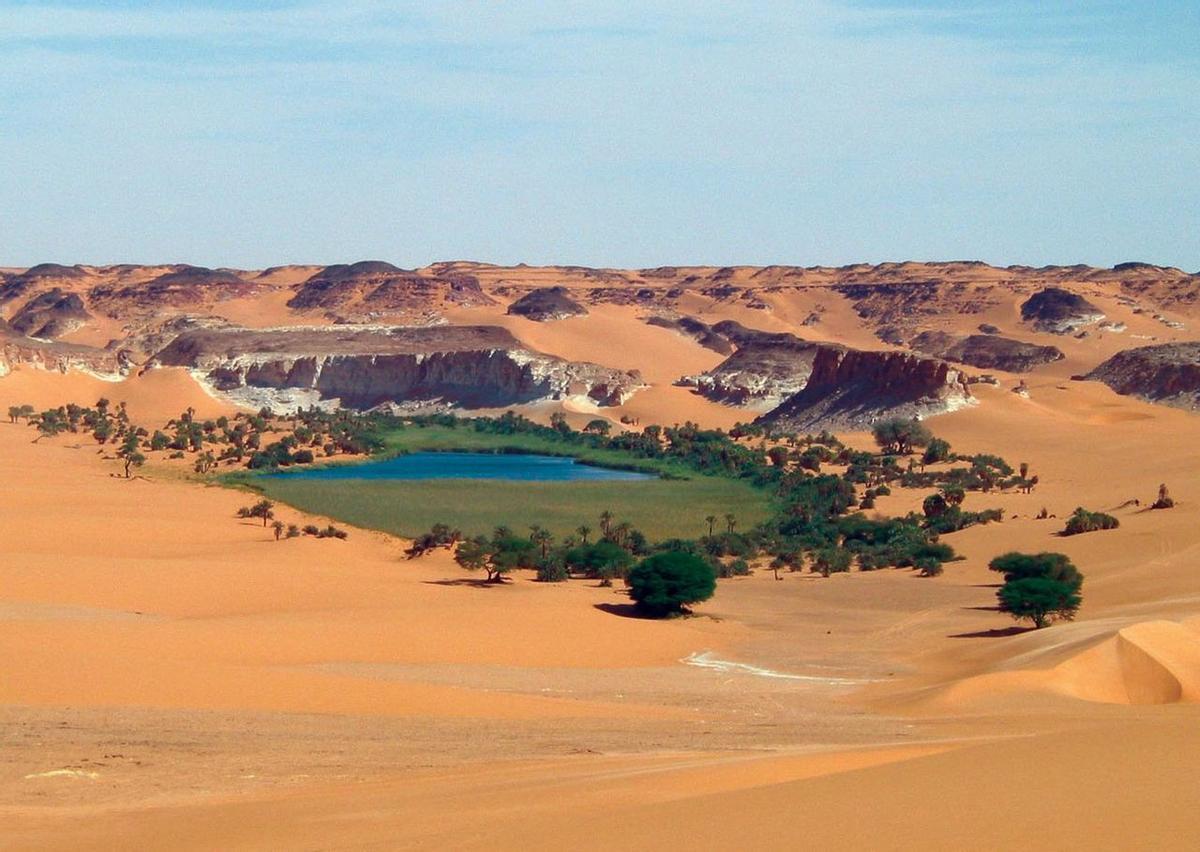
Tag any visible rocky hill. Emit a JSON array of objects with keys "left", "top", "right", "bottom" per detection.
[
  {"left": 909, "top": 330, "right": 1064, "bottom": 373},
  {"left": 1020, "top": 287, "right": 1106, "bottom": 334},
  {"left": 506, "top": 286, "right": 587, "bottom": 322},
  {"left": 8, "top": 289, "right": 92, "bottom": 339}
]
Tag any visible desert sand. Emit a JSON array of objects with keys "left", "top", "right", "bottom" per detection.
[{"left": 4, "top": 267, "right": 1200, "bottom": 849}]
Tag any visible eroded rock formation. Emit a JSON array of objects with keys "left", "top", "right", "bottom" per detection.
[
  {"left": 909, "top": 330, "right": 1064, "bottom": 373},
  {"left": 1085, "top": 343, "right": 1200, "bottom": 410},
  {"left": 153, "top": 325, "right": 642, "bottom": 411}
]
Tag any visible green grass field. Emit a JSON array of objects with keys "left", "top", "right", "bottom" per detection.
[{"left": 251, "top": 476, "right": 773, "bottom": 542}]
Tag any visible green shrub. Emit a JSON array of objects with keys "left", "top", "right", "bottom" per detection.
[
  {"left": 1062, "top": 507, "right": 1119, "bottom": 536},
  {"left": 627, "top": 551, "right": 716, "bottom": 617}
]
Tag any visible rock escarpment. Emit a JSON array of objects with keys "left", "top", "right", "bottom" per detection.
[
  {"left": 1020, "top": 287, "right": 1105, "bottom": 334},
  {"left": 153, "top": 325, "right": 642, "bottom": 411},
  {"left": 8, "top": 289, "right": 92, "bottom": 339},
  {"left": 909, "top": 330, "right": 1064, "bottom": 373},
  {"left": 506, "top": 287, "right": 587, "bottom": 321},
  {"left": 645, "top": 316, "right": 734, "bottom": 355},
  {"left": 1085, "top": 343, "right": 1200, "bottom": 410},
  {"left": 756, "top": 347, "right": 972, "bottom": 430},
  {"left": 677, "top": 322, "right": 821, "bottom": 408}
]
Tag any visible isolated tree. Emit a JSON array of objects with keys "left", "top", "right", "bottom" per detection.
[
  {"left": 705, "top": 515, "right": 717, "bottom": 537},
  {"left": 767, "top": 446, "right": 790, "bottom": 468},
  {"left": 123, "top": 451, "right": 146, "bottom": 478},
  {"left": 272, "top": 520, "right": 285, "bottom": 541},
  {"left": 584, "top": 418, "right": 611, "bottom": 436},
  {"left": 725, "top": 513, "right": 737, "bottom": 534},
  {"left": 998, "top": 577, "right": 1081, "bottom": 629},
  {"left": 989, "top": 551, "right": 1084, "bottom": 629},
  {"left": 599, "top": 510, "right": 614, "bottom": 539},
  {"left": 627, "top": 551, "right": 716, "bottom": 617},
  {"left": 871, "top": 418, "right": 933, "bottom": 455}
]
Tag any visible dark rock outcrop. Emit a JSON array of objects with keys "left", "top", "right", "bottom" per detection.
[
  {"left": 1085, "top": 343, "right": 1200, "bottom": 410},
  {"left": 506, "top": 287, "right": 587, "bottom": 322},
  {"left": 909, "top": 330, "right": 1064, "bottom": 373},
  {"left": 644, "top": 316, "right": 734, "bottom": 355},
  {"left": 89, "top": 265, "right": 257, "bottom": 315},
  {"left": 756, "top": 347, "right": 972, "bottom": 430},
  {"left": 8, "top": 289, "right": 91, "bottom": 339},
  {"left": 153, "top": 325, "right": 642, "bottom": 411},
  {"left": 1020, "top": 287, "right": 1105, "bottom": 334},
  {"left": 0, "top": 264, "right": 87, "bottom": 305}
]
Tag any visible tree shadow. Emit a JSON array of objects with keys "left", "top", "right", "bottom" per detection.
[
  {"left": 593, "top": 602, "right": 652, "bottom": 619},
  {"left": 963, "top": 605, "right": 1001, "bottom": 612},
  {"left": 970, "top": 583, "right": 1002, "bottom": 589},
  {"left": 948, "top": 626, "right": 1033, "bottom": 639},
  {"left": 423, "top": 578, "right": 504, "bottom": 589}
]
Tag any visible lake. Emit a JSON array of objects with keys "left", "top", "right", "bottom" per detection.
[{"left": 268, "top": 452, "right": 656, "bottom": 482}]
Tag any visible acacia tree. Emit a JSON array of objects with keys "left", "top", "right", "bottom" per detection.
[
  {"left": 871, "top": 418, "right": 933, "bottom": 455},
  {"left": 627, "top": 551, "right": 716, "bottom": 617},
  {"left": 989, "top": 551, "right": 1084, "bottom": 629}
]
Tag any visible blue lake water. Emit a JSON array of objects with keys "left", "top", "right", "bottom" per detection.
[{"left": 268, "top": 452, "right": 655, "bottom": 482}]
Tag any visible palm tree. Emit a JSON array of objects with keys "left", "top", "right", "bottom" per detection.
[
  {"left": 614, "top": 521, "right": 632, "bottom": 548},
  {"left": 531, "top": 528, "right": 553, "bottom": 558},
  {"left": 705, "top": 515, "right": 717, "bottom": 537},
  {"left": 272, "top": 520, "right": 285, "bottom": 541},
  {"left": 725, "top": 513, "right": 736, "bottom": 534},
  {"left": 599, "top": 510, "right": 614, "bottom": 539},
  {"left": 576, "top": 525, "right": 591, "bottom": 545}
]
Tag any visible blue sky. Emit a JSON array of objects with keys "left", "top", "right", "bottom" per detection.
[{"left": 1, "top": 1, "right": 1196, "bottom": 269}]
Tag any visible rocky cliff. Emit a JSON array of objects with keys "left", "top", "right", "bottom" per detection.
[
  {"left": 153, "top": 324, "right": 642, "bottom": 411},
  {"left": 757, "top": 347, "right": 972, "bottom": 430},
  {"left": 1085, "top": 343, "right": 1200, "bottom": 410}
]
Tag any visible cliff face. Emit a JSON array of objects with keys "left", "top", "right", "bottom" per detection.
[
  {"left": 909, "top": 330, "right": 1064, "bottom": 373},
  {"left": 153, "top": 325, "right": 642, "bottom": 411},
  {"left": 1085, "top": 343, "right": 1200, "bottom": 410},
  {"left": 757, "top": 346, "right": 972, "bottom": 430}
]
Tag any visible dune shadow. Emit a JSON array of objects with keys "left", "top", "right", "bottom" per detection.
[
  {"left": 593, "top": 602, "right": 651, "bottom": 619},
  {"left": 423, "top": 578, "right": 504, "bottom": 589},
  {"left": 948, "top": 626, "right": 1033, "bottom": 639}
]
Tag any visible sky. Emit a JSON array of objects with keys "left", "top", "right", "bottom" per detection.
[{"left": 1, "top": 1, "right": 1197, "bottom": 270}]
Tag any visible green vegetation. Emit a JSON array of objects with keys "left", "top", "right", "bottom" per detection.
[
  {"left": 989, "top": 552, "right": 1084, "bottom": 629},
  {"left": 628, "top": 551, "right": 716, "bottom": 617},
  {"left": 1062, "top": 507, "right": 1119, "bottom": 536},
  {"left": 252, "top": 476, "right": 771, "bottom": 542}
]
